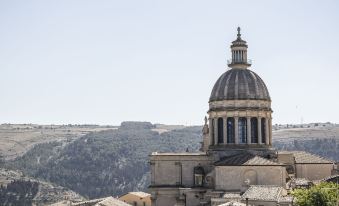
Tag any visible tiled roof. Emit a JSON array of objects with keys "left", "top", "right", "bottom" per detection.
[
  {"left": 279, "top": 151, "right": 333, "bottom": 164},
  {"left": 222, "top": 193, "right": 241, "bottom": 199},
  {"left": 321, "top": 174, "right": 339, "bottom": 183},
  {"left": 241, "top": 185, "right": 283, "bottom": 201},
  {"left": 293, "top": 178, "right": 311, "bottom": 186},
  {"left": 72, "top": 197, "right": 131, "bottom": 206},
  {"left": 218, "top": 201, "right": 246, "bottom": 206},
  {"left": 95, "top": 197, "right": 131, "bottom": 206},
  {"left": 128, "top": 192, "right": 150, "bottom": 198},
  {"left": 278, "top": 196, "right": 294, "bottom": 203},
  {"left": 215, "top": 153, "right": 282, "bottom": 166}
]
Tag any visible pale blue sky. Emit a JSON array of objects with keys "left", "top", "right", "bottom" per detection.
[{"left": 0, "top": 0, "right": 338, "bottom": 125}]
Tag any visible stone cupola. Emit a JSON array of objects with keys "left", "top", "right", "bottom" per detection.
[
  {"left": 205, "top": 27, "right": 273, "bottom": 152},
  {"left": 227, "top": 27, "right": 251, "bottom": 69}
]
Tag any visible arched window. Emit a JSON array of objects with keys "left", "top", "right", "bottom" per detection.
[
  {"left": 227, "top": 117, "right": 235, "bottom": 143},
  {"left": 211, "top": 119, "right": 215, "bottom": 145},
  {"left": 238, "top": 117, "right": 247, "bottom": 143},
  {"left": 251, "top": 117, "right": 258, "bottom": 143},
  {"left": 217, "top": 118, "right": 224, "bottom": 144},
  {"left": 194, "top": 166, "right": 205, "bottom": 187},
  {"left": 261, "top": 118, "right": 266, "bottom": 144}
]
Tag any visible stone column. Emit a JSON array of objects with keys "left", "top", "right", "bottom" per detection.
[
  {"left": 234, "top": 117, "right": 239, "bottom": 144},
  {"left": 209, "top": 118, "right": 213, "bottom": 146},
  {"left": 150, "top": 162, "right": 155, "bottom": 185},
  {"left": 175, "top": 162, "right": 182, "bottom": 185},
  {"left": 265, "top": 118, "right": 269, "bottom": 145},
  {"left": 214, "top": 118, "right": 218, "bottom": 145},
  {"left": 269, "top": 118, "right": 272, "bottom": 145},
  {"left": 223, "top": 117, "right": 227, "bottom": 144},
  {"left": 247, "top": 117, "right": 251, "bottom": 144},
  {"left": 258, "top": 117, "right": 262, "bottom": 144}
]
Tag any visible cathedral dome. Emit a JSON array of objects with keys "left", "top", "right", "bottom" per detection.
[{"left": 209, "top": 68, "right": 270, "bottom": 102}]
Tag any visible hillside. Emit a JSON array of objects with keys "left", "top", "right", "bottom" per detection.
[
  {"left": 0, "top": 124, "right": 114, "bottom": 160},
  {"left": 7, "top": 122, "right": 202, "bottom": 199},
  {"left": 273, "top": 123, "right": 339, "bottom": 160},
  {"left": 3, "top": 122, "right": 339, "bottom": 201},
  {"left": 0, "top": 168, "right": 85, "bottom": 205}
]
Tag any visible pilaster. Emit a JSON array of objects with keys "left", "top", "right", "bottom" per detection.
[
  {"left": 265, "top": 118, "right": 269, "bottom": 145},
  {"left": 258, "top": 117, "right": 262, "bottom": 144},
  {"left": 246, "top": 117, "right": 251, "bottom": 144},
  {"left": 234, "top": 117, "right": 239, "bottom": 144},
  {"left": 214, "top": 118, "right": 218, "bottom": 145},
  {"left": 209, "top": 118, "right": 213, "bottom": 146},
  {"left": 223, "top": 117, "right": 227, "bottom": 144}
]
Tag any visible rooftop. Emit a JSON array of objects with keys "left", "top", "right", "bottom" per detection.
[
  {"left": 292, "top": 178, "right": 311, "bottom": 186},
  {"left": 241, "top": 185, "right": 283, "bottom": 201},
  {"left": 71, "top": 197, "right": 131, "bottom": 206},
  {"left": 150, "top": 152, "right": 206, "bottom": 156},
  {"left": 222, "top": 193, "right": 241, "bottom": 199},
  {"left": 215, "top": 153, "right": 282, "bottom": 166},
  {"left": 96, "top": 197, "right": 131, "bottom": 206},
  {"left": 125, "top": 191, "right": 150, "bottom": 198},
  {"left": 219, "top": 201, "right": 246, "bottom": 206},
  {"left": 279, "top": 151, "right": 333, "bottom": 164}
]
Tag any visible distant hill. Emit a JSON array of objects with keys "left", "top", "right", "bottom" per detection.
[
  {"left": 6, "top": 122, "right": 202, "bottom": 199},
  {"left": 2, "top": 122, "right": 339, "bottom": 201},
  {"left": 0, "top": 123, "right": 114, "bottom": 160},
  {"left": 273, "top": 124, "right": 339, "bottom": 161}
]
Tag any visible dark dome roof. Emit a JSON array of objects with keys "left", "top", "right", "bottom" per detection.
[{"left": 210, "top": 69, "right": 270, "bottom": 102}]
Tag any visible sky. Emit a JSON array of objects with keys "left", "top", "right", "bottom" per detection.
[{"left": 0, "top": 0, "right": 338, "bottom": 126}]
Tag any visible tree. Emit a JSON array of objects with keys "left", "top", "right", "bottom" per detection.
[{"left": 292, "top": 182, "right": 338, "bottom": 206}]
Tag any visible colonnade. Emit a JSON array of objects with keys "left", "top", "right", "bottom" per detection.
[
  {"left": 232, "top": 49, "right": 247, "bottom": 63},
  {"left": 209, "top": 116, "right": 271, "bottom": 146}
]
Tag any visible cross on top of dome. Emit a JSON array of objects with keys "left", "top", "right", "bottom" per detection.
[{"left": 237, "top": 27, "right": 241, "bottom": 39}]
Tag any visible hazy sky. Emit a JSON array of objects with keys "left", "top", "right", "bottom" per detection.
[{"left": 0, "top": 0, "right": 338, "bottom": 126}]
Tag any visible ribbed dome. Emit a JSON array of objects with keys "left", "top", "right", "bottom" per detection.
[{"left": 210, "top": 69, "right": 270, "bottom": 102}]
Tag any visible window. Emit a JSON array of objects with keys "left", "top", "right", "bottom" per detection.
[
  {"left": 238, "top": 117, "right": 247, "bottom": 143},
  {"left": 227, "top": 117, "right": 235, "bottom": 143},
  {"left": 261, "top": 118, "right": 266, "bottom": 143},
  {"left": 194, "top": 174, "right": 203, "bottom": 187},
  {"left": 194, "top": 166, "right": 205, "bottom": 187},
  {"left": 250, "top": 117, "right": 258, "bottom": 143},
  {"left": 217, "top": 118, "right": 224, "bottom": 144}
]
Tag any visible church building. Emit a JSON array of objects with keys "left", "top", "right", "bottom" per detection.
[{"left": 148, "top": 28, "right": 335, "bottom": 206}]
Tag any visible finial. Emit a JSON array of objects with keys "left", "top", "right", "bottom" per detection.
[{"left": 237, "top": 27, "right": 241, "bottom": 39}]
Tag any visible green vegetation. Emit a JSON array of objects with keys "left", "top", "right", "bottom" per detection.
[
  {"left": 8, "top": 122, "right": 202, "bottom": 199},
  {"left": 0, "top": 180, "right": 39, "bottom": 206},
  {"left": 292, "top": 182, "right": 339, "bottom": 206}
]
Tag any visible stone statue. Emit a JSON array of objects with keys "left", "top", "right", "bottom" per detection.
[{"left": 202, "top": 116, "right": 209, "bottom": 135}]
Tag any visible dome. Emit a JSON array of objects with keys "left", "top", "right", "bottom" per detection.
[{"left": 209, "top": 68, "right": 270, "bottom": 102}]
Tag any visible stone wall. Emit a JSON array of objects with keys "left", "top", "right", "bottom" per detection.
[
  {"left": 296, "top": 164, "right": 333, "bottom": 180},
  {"left": 215, "top": 166, "right": 286, "bottom": 191},
  {"left": 150, "top": 153, "right": 211, "bottom": 187}
]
